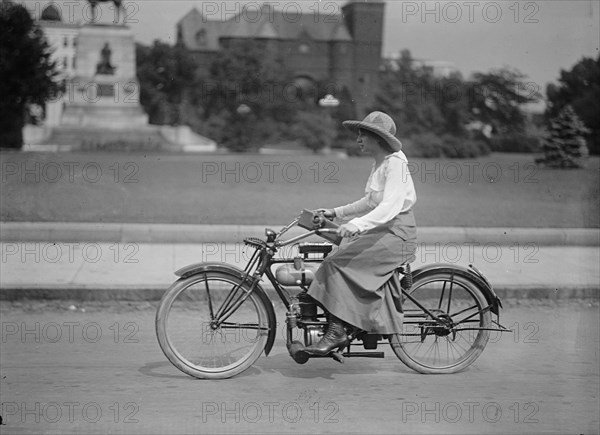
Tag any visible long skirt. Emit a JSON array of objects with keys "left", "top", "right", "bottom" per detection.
[{"left": 307, "top": 210, "right": 417, "bottom": 334}]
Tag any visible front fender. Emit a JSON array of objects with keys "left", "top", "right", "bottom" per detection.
[
  {"left": 411, "top": 263, "right": 502, "bottom": 315},
  {"left": 176, "top": 261, "right": 247, "bottom": 279},
  {"left": 175, "top": 262, "right": 277, "bottom": 356}
]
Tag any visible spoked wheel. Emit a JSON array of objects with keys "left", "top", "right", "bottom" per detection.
[
  {"left": 156, "top": 271, "right": 270, "bottom": 379},
  {"left": 389, "top": 272, "right": 491, "bottom": 374}
]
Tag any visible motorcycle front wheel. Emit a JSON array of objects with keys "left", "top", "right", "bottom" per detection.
[{"left": 156, "top": 271, "right": 270, "bottom": 379}]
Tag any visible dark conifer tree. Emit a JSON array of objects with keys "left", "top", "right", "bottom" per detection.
[{"left": 536, "top": 105, "right": 589, "bottom": 168}]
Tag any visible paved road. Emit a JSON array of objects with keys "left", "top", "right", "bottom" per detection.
[{"left": 0, "top": 299, "right": 598, "bottom": 434}]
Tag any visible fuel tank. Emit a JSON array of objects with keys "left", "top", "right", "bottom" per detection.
[{"left": 275, "top": 260, "right": 320, "bottom": 287}]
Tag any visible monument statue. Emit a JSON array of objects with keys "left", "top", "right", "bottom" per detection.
[
  {"left": 88, "top": 0, "right": 125, "bottom": 24},
  {"left": 96, "top": 42, "right": 116, "bottom": 75},
  {"left": 60, "top": 0, "right": 149, "bottom": 129}
]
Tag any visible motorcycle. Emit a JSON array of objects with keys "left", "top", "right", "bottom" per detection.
[{"left": 156, "top": 210, "right": 510, "bottom": 379}]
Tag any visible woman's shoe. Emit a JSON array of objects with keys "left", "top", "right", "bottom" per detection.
[{"left": 304, "top": 315, "right": 350, "bottom": 356}]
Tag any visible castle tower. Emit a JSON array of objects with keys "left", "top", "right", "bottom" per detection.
[{"left": 342, "top": 0, "right": 385, "bottom": 116}]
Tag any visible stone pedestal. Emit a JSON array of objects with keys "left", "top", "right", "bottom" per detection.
[{"left": 61, "top": 23, "right": 148, "bottom": 128}]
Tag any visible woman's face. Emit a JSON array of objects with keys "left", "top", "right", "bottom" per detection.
[{"left": 356, "top": 129, "right": 381, "bottom": 154}]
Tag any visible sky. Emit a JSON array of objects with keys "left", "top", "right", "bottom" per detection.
[{"left": 24, "top": 0, "right": 600, "bottom": 95}]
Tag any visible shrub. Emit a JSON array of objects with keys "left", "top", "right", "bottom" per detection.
[
  {"left": 489, "top": 132, "right": 542, "bottom": 153},
  {"left": 201, "top": 111, "right": 230, "bottom": 147},
  {"left": 254, "top": 118, "right": 289, "bottom": 146},
  {"left": 290, "top": 110, "right": 337, "bottom": 153},
  {"left": 442, "top": 135, "right": 490, "bottom": 158},
  {"left": 404, "top": 133, "right": 490, "bottom": 158},
  {"left": 79, "top": 139, "right": 170, "bottom": 152},
  {"left": 404, "top": 133, "right": 444, "bottom": 158}
]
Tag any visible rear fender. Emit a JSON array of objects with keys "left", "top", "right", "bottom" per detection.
[
  {"left": 410, "top": 263, "right": 502, "bottom": 315},
  {"left": 175, "top": 262, "right": 277, "bottom": 356}
]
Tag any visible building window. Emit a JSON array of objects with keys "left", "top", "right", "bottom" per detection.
[
  {"left": 73, "top": 37, "right": 77, "bottom": 48},
  {"left": 195, "top": 29, "right": 207, "bottom": 47},
  {"left": 63, "top": 57, "right": 68, "bottom": 68},
  {"left": 176, "top": 25, "right": 183, "bottom": 44},
  {"left": 72, "top": 57, "right": 76, "bottom": 69},
  {"left": 41, "top": 4, "right": 62, "bottom": 21},
  {"left": 63, "top": 37, "right": 68, "bottom": 47}
]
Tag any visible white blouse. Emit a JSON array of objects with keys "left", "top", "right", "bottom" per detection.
[{"left": 334, "top": 151, "right": 417, "bottom": 233}]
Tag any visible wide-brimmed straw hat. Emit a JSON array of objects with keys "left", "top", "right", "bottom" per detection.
[{"left": 342, "top": 111, "right": 402, "bottom": 152}]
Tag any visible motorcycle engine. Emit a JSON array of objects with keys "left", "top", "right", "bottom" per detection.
[
  {"left": 287, "top": 291, "right": 323, "bottom": 346},
  {"left": 304, "top": 325, "right": 324, "bottom": 347}
]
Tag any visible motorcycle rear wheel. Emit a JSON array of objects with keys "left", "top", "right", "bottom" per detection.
[{"left": 389, "top": 271, "right": 491, "bottom": 374}]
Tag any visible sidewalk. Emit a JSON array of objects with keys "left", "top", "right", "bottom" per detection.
[
  {"left": 1, "top": 241, "right": 598, "bottom": 301},
  {"left": 1, "top": 222, "right": 598, "bottom": 245}
]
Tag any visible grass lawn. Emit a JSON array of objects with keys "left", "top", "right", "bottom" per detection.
[{"left": 1, "top": 151, "right": 598, "bottom": 228}]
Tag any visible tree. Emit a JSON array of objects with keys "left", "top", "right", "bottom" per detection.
[
  {"left": 373, "top": 50, "right": 447, "bottom": 137},
  {"left": 371, "top": 50, "right": 498, "bottom": 158},
  {"left": 546, "top": 55, "right": 600, "bottom": 155},
  {"left": 136, "top": 41, "right": 200, "bottom": 126},
  {"left": 203, "top": 39, "right": 294, "bottom": 151},
  {"left": 469, "top": 67, "right": 541, "bottom": 135},
  {"left": 436, "top": 74, "right": 470, "bottom": 136},
  {"left": 372, "top": 52, "right": 541, "bottom": 156},
  {"left": 536, "top": 105, "right": 589, "bottom": 168},
  {"left": 329, "top": 85, "right": 357, "bottom": 152},
  {"left": 0, "top": 3, "right": 62, "bottom": 148}
]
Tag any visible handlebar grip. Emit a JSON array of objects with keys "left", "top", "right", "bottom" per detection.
[{"left": 317, "top": 229, "right": 338, "bottom": 234}]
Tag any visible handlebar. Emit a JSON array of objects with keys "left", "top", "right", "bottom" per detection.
[{"left": 270, "top": 209, "right": 342, "bottom": 247}]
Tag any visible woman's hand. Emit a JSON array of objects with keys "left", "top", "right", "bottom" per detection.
[
  {"left": 337, "top": 223, "right": 360, "bottom": 238},
  {"left": 315, "top": 208, "right": 336, "bottom": 220}
]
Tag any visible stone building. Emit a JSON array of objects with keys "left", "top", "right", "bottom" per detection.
[
  {"left": 176, "top": 1, "right": 386, "bottom": 116},
  {"left": 34, "top": 3, "right": 79, "bottom": 126}
]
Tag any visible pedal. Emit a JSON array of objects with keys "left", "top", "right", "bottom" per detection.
[{"left": 331, "top": 351, "right": 344, "bottom": 363}]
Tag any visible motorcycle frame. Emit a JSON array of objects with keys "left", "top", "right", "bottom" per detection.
[{"left": 198, "top": 215, "right": 510, "bottom": 354}]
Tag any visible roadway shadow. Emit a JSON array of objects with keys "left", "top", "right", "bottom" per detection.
[
  {"left": 138, "top": 360, "right": 263, "bottom": 380},
  {"left": 253, "top": 350, "right": 417, "bottom": 380},
  {"left": 139, "top": 360, "right": 197, "bottom": 380},
  {"left": 140, "top": 351, "right": 485, "bottom": 381}
]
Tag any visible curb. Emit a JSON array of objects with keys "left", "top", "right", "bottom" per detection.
[
  {"left": 1, "top": 285, "right": 598, "bottom": 301},
  {"left": 1, "top": 222, "right": 599, "bottom": 246}
]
